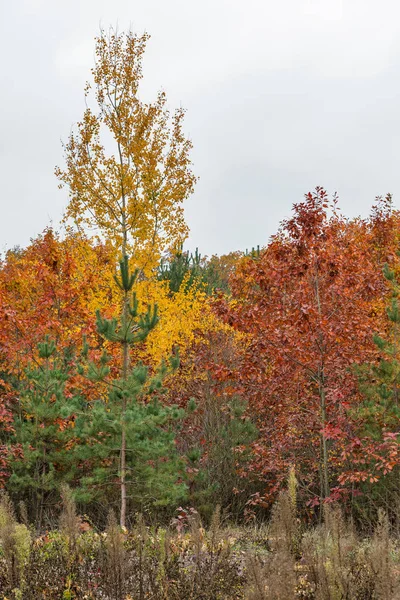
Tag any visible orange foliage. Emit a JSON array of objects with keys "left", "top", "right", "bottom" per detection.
[{"left": 0, "top": 229, "right": 116, "bottom": 378}]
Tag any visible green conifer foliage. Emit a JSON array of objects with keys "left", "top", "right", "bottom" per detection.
[
  {"left": 158, "top": 246, "right": 244, "bottom": 295},
  {"left": 158, "top": 245, "right": 203, "bottom": 293},
  {"left": 8, "top": 338, "right": 80, "bottom": 527},
  {"left": 357, "top": 263, "right": 400, "bottom": 437},
  {"left": 352, "top": 263, "right": 400, "bottom": 523}
]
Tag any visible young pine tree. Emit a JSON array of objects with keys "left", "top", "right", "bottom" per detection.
[
  {"left": 358, "top": 263, "right": 400, "bottom": 436},
  {"left": 158, "top": 245, "right": 204, "bottom": 293},
  {"left": 8, "top": 338, "right": 81, "bottom": 527},
  {"left": 352, "top": 263, "right": 400, "bottom": 522},
  {"left": 75, "top": 256, "right": 187, "bottom": 524}
]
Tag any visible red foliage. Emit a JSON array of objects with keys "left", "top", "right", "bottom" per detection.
[{"left": 216, "top": 189, "right": 400, "bottom": 505}]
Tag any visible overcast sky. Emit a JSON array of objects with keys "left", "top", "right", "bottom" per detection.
[{"left": 1, "top": 0, "right": 400, "bottom": 256}]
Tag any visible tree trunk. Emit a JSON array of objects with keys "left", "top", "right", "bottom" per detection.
[
  {"left": 319, "top": 379, "right": 330, "bottom": 500},
  {"left": 120, "top": 339, "right": 129, "bottom": 528},
  {"left": 120, "top": 186, "right": 129, "bottom": 529},
  {"left": 314, "top": 267, "right": 330, "bottom": 501}
]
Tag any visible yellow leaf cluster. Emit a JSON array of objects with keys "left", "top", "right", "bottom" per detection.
[{"left": 135, "top": 279, "right": 218, "bottom": 365}]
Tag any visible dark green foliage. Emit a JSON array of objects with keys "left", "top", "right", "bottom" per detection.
[
  {"left": 244, "top": 245, "right": 261, "bottom": 259},
  {"left": 73, "top": 363, "right": 187, "bottom": 514},
  {"left": 158, "top": 246, "right": 244, "bottom": 295},
  {"left": 352, "top": 263, "right": 400, "bottom": 525},
  {"left": 95, "top": 300, "right": 158, "bottom": 344},
  {"left": 116, "top": 257, "right": 159, "bottom": 340},
  {"left": 158, "top": 245, "right": 204, "bottom": 293},
  {"left": 114, "top": 254, "right": 139, "bottom": 292},
  {"left": 96, "top": 256, "right": 159, "bottom": 346},
  {"left": 357, "top": 264, "right": 400, "bottom": 438},
  {"left": 7, "top": 339, "right": 82, "bottom": 527}
]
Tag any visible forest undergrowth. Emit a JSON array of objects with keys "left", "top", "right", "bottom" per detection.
[{"left": 1, "top": 486, "right": 400, "bottom": 600}]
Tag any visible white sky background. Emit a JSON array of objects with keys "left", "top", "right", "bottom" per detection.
[{"left": 1, "top": 0, "right": 400, "bottom": 256}]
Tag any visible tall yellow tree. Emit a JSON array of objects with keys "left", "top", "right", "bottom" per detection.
[
  {"left": 56, "top": 29, "right": 196, "bottom": 272},
  {"left": 56, "top": 29, "right": 197, "bottom": 527}
]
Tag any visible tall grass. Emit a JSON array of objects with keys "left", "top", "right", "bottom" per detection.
[{"left": 1, "top": 489, "right": 400, "bottom": 599}]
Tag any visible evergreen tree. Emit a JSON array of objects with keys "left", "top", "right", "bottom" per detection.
[
  {"left": 352, "top": 263, "right": 400, "bottom": 522},
  {"left": 8, "top": 338, "right": 81, "bottom": 527},
  {"left": 357, "top": 263, "right": 400, "bottom": 437},
  {"left": 75, "top": 256, "right": 187, "bottom": 522},
  {"left": 158, "top": 245, "right": 203, "bottom": 293},
  {"left": 158, "top": 246, "right": 244, "bottom": 295}
]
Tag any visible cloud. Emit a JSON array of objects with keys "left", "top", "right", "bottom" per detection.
[{"left": 1, "top": 0, "right": 400, "bottom": 255}]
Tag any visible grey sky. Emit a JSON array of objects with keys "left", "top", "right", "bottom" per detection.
[{"left": 1, "top": 0, "right": 400, "bottom": 256}]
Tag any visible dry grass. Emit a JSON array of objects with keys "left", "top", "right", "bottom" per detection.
[{"left": 1, "top": 493, "right": 400, "bottom": 599}]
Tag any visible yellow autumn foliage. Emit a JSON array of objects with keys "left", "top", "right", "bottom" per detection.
[
  {"left": 135, "top": 278, "right": 220, "bottom": 365},
  {"left": 56, "top": 29, "right": 196, "bottom": 275}
]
